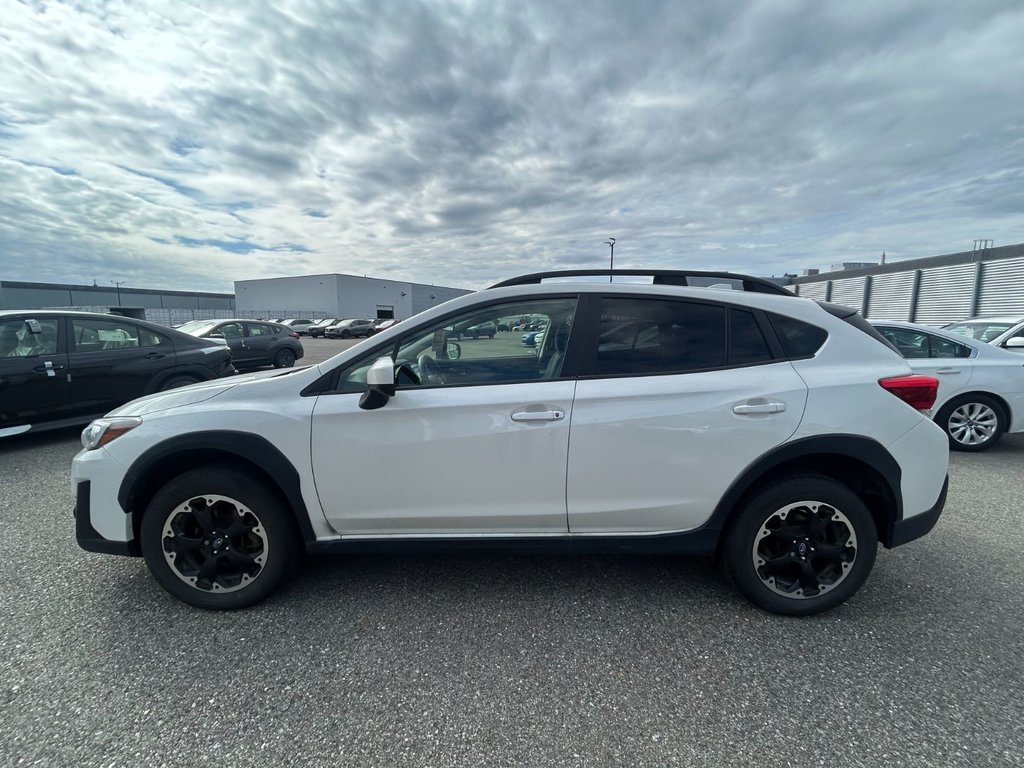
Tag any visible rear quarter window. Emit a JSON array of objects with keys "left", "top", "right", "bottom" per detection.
[{"left": 767, "top": 314, "right": 828, "bottom": 358}]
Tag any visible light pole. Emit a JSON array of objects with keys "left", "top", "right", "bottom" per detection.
[
  {"left": 603, "top": 237, "right": 616, "bottom": 282},
  {"left": 111, "top": 280, "right": 126, "bottom": 306}
]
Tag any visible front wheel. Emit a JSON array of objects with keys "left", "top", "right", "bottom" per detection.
[
  {"left": 935, "top": 394, "right": 1006, "bottom": 452},
  {"left": 140, "top": 467, "right": 300, "bottom": 609},
  {"left": 340, "top": 330, "right": 352, "bottom": 339},
  {"left": 723, "top": 475, "right": 877, "bottom": 616}
]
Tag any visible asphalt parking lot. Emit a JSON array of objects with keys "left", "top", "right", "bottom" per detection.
[{"left": 2, "top": 376, "right": 1023, "bottom": 766}]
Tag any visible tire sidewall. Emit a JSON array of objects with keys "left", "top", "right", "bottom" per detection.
[
  {"left": 724, "top": 476, "right": 878, "bottom": 616},
  {"left": 936, "top": 395, "right": 1005, "bottom": 452},
  {"left": 140, "top": 468, "right": 299, "bottom": 609}
]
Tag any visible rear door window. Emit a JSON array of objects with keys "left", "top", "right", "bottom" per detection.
[{"left": 590, "top": 298, "right": 728, "bottom": 376}]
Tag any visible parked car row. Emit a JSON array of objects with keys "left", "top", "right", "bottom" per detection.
[
  {"left": 1, "top": 310, "right": 235, "bottom": 438},
  {"left": 175, "top": 319, "right": 304, "bottom": 370}
]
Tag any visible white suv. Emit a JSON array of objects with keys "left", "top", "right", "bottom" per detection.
[{"left": 73, "top": 269, "right": 949, "bottom": 615}]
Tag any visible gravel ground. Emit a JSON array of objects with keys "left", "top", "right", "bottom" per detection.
[{"left": 1, "top": 428, "right": 1022, "bottom": 767}]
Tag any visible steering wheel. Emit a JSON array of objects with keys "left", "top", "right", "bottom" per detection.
[{"left": 416, "top": 353, "right": 446, "bottom": 386}]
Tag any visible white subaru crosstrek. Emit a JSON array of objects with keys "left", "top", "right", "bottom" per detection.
[{"left": 73, "top": 269, "right": 949, "bottom": 616}]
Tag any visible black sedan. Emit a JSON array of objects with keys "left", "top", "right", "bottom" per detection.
[
  {"left": 0, "top": 310, "right": 235, "bottom": 438},
  {"left": 176, "top": 319, "right": 304, "bottom": 370}
]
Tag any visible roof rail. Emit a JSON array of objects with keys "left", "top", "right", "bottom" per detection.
[{"left": 488, "top": 269, "right": 793, "bottom": 296}]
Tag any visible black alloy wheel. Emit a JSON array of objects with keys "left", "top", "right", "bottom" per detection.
[
  {"left": 141, "top": 468, "right": 300, "bottom": 609},
  {"left": 724, "top": 475, "right": 877, "bottom": 616}
]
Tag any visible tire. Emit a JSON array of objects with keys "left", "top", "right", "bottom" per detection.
[
  {"left": 723, "top": 474, "right": 877, "bottom": 616},
  {"left": 340, "top": 330, "right": 352, "bottom": 339},
  {"left": 273, "top": 348, "right": 297, "bottom": 368},
  {"left": 158, "top": 375, "right": 200, "bottom": 391},
  {"left": 140, "top": 467, "right": 301, "bottom": 609},
  {"left": 935, "top": 394, "right": 1006, "bottom": 452}
]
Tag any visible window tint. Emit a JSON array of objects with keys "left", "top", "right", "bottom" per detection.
[
  {"left": 71, "top": 319, "right": 164, "bottom": 351},
  {"left": 929, "top": 335, "right": 970, "bottom": 359},
  {"left": 0, "top": 318, "right": 59, "bottom": 357},
  {"left": 729, "top": 309, "right": 772, "bottom": 365},
  {"left": 768, "top": 314, "right": 828, "bottom": 358},
  {"left": 594, "top": 298, "right": 726, "bottom": 375}
]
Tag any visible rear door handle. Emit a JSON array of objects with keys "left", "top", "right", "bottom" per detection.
[
  {"left": 733, "top": 401, "right": 786, "bottom": 415},
  {"left": 143, "top": 352, "right": 166, "bottom": 359},
  {"left": 511, "top": 409, "right": 565, "bottom": 422},
  {"left": 934, "top": 368, "right": 960, "bottom": 374}
]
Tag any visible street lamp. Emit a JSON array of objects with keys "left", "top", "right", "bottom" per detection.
[
  {"left": 111, "top": 280, "right": 126, "bottom": 306},
  {"left": 603, "top": 238, "right": 616, "bottom": 282}
]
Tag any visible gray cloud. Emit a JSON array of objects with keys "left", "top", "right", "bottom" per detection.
[{"left": 0, "top": 0, "right": 1022, "bottom": 293}]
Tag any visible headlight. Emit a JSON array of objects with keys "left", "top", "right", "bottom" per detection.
[{"left": 81, "top": 417, "right": 143, "bottom": 450}]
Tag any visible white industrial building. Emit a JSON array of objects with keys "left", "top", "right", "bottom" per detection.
[{"left": 234, "top": 273, "right": 471, "bottom": 320}]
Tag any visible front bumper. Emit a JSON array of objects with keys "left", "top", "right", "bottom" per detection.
[
  {"left": 74, "top": 480, "right": 136, "bottom": 556},
  {"left": 884, "top": 475, "right": 948, "bottom": 548}
]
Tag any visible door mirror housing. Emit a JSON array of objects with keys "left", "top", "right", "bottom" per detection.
[
  {"left": 359, "top": 356, "right": 396, "bottom": 410},
  {"left": 1004, "top": 337, "right": 1024, "bottom": 349}
]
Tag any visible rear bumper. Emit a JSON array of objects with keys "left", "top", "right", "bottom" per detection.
[{"left": 884, "top": 475, "right": 948, "bottom": 548}]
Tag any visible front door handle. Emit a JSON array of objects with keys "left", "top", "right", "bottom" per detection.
[
  {"left": 511, "top": 409, "right": 565, "bottom": 422},
  {"left": 33, "top": 361, "right": 66, "bottom": 374},
  {"left": 143, "top": 352, "right": 166, "bottom": 359},
  {"left": 733, "top": 401, "right": 786, "bottom": 415},
  {"left": 934, "top": 368, "right": 961, "bottom": 374}
]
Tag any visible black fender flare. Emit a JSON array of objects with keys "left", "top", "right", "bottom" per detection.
[
  {"left": 117, "top": 431, "right": 316, "bottom": 544},
  {"left": 701, "top": 434, "right": 903, "bottom": 542}
]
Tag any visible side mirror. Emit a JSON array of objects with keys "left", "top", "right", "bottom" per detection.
[
  {"left": 445, "top": 341, "right": 461, "bottom": 361},
  {"left": 1005, "top": 337, "right": 1024, "bottom": 349},
  {"left": 359, "top": 356, "right": 396, "bottom": 410}
]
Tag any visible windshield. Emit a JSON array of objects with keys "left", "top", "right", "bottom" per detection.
[
  {"left": 176, "top": 320, "right": 218, "bottom": 335},
  {"left": 944, "top": 321, "right": 1015, "bottom": 342}
]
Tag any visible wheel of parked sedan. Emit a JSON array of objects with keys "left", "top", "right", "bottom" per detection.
[
  {"left": 273, "top": 348, "right": 296, "bottom": 368},
  {"left": 140, "top": 467, "right": 300, "bottom": 609},
  {"left": 340, "top": 329, "right": 352, "bottom": 339},
  {"left": 935, "top": 394, "right": 1006, "bottom": 452},
  {"left": 724, "top": 475, "right": 877, "bottom": 616},
  {"left": 158, "top": 375, "right": 200, "bottom": 391}
]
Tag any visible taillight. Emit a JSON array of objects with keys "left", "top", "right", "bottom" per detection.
[
  {"left": 879, "top": 375, "right": 939, "bottom": 410},
  {"left": 289, "top": 332, "right": 300, "bottom": 339}
]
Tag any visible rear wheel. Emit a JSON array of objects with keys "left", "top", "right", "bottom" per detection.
[
  {"left": 724, "top": 475, "right": 877, "bottom": 616},
  {"left": 935, "top": 394, "right": 1005, "bottom": 452},
  {"left": 158, "top": 375, "right": 200, "bottom": 391},
  {"left": 140, "top": 467, "right": 300, "bottom": 609},
  {"left": 273, "top": 348, "right": 296, "bottom": 368}
]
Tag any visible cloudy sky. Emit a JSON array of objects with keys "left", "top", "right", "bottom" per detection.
[{"left": 1, "top": 0, "right": 1022, "bottom": 292}]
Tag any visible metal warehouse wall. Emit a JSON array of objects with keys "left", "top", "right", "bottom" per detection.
[
  {"left": 0, "top": 280, "right": 234, "bottom": 312},
  {"left": 235, "top": 273, "right": 471, "bottom": 319},
  {"left": 791, "top": 246, "right": 1024, "bottom": 324}
]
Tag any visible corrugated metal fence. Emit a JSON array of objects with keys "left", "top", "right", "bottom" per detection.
[{"left": 793, "top": 255, "right": 1024, "bottom": 325}]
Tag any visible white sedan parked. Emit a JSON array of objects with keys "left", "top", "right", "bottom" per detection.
[{"left": 872, "top": 320, "right": 1024, "bottom": 451}]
